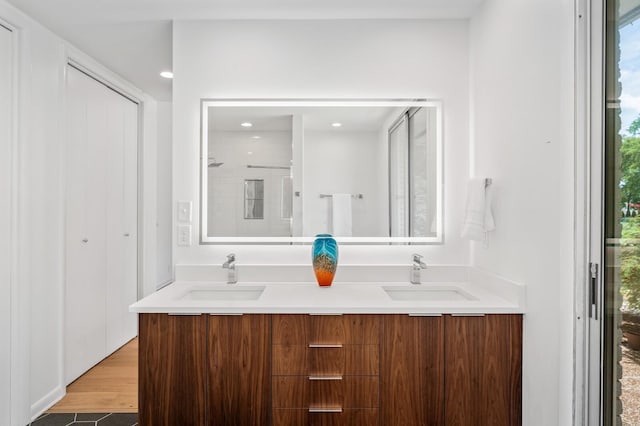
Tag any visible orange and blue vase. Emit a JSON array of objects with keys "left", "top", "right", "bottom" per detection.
[{"left": 312, "top": 234, "right": 338, "bottom": 286}]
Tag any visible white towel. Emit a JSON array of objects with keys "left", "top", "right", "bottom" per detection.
[
  {"left": 332, "top": 194, "right": 353, "bottom": 237},
  {"left": 461, "top": 178, "right": 495, "bottom": 242}
]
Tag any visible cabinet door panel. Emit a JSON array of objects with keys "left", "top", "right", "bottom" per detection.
[
  {"left": 208, "top": 314, "right": 270, "bottom": 426},
  {"left": 509, "top": 315, "right": 523, "bottom": 425},
  {"left": 444, "top": 315, "right": 484, "bottom": 426},
  {"left": 444, "top": 315, "right": 522, "bottom": 426},
  {"left": 381, "top": 314, "right": 444, "bottom": 426},
  {"left": 138, "top": 314, "right": 206, "bottom": 426}
]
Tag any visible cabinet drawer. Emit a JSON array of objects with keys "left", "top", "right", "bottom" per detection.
[
  {"left": 273, "top": 376, "right": 379, "bottom": 409},
  {"left": 272, "top": 315, "right": 379, "bottom": 345},
  {"left": 272, "top": 344, "right": 379, "bottom": 375},
  {"left": 272, "top": 408, "right": 379, "bottom": 426}
]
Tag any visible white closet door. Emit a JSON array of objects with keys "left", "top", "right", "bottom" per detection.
[
  {"left": 121, "top": 99, "right": 138, "bottom": 341},
  {"left": 105, "top": 88, "right": 138, "bottom": 354},
  {"left": 0, "top": 23, "right": 13, "bottom": 425},
  {"left": 65, "top": 66, "right": 138, "bottom": 384},
  {"left": 65, "top": 66, "right": 108, "bottom": 384}
]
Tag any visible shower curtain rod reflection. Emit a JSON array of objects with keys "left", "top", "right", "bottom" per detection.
[{"left": 247, "top": 165, "right": 291, "bottom": 170}]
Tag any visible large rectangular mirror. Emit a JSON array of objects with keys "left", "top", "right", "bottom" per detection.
[{"left": 200, "top": 99, "right": 442, "bottom": 244}]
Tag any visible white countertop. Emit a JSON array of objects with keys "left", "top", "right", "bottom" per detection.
[{"left": 130, "top": 272, "right": 525, "bottom": 315}]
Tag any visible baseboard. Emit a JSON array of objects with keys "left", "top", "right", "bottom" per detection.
[{"left": 30, "top": 385, "right": 65, "bottom": 421}]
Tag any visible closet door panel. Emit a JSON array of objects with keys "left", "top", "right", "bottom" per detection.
[
  {"left": 65, "top": 67, "right": 107, "bottom": 384},
  {"left": 122, "top": 99, "right": 138, "bottom": 339},
  {"left": 105, "top": 88, "right": 127, "bottom": 354},
  {"left": 105, "top": 91, "right": 138, "bottom": 354}
]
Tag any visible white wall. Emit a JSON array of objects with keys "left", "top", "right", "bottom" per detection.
[
  {"left": 0, "top": 20, "right": 14, "bottom": 426},
  {"left": 142, "top": 94, "right": 158, "bottom": 297},
  {"left": 156, "top": 101, "right": 173, "bottom": 286},
  {"left": 173, "top": 19, "right": 470, "bottom": 265},
  {"left": 0, "top": 0, "right": 160, "bottom": 422},
  {"left": 469, "top": 0, "right": 575, "bottom": 425},
  {"left": 303, "top": 130, "right": 385, "bottom": 237},
  {"left": 4, "top": 4, "right": 68, "bottom": 419}
]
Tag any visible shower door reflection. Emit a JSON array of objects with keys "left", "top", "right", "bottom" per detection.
[{"left": 389, "top": 107, "right": 438, "bottom": 238}]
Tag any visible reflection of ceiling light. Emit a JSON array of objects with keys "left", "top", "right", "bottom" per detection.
[
  {"left": 251, "top": 135, "right": 262, "bottom": 139},
  {"left": 248, "top": 151, "right": 253, "bottom": 155},
  {"left": 331, "top": 122, "right": 342, "bottom": 127},
  {"left": 160, "top": 71, "right": 173, "bottom": 79},
  {"left": 241, "top": 122, "right": 253, "bottom": 127}
]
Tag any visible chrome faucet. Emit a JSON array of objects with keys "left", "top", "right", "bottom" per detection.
[
  {"left": 411, "top": 254, "right": 427, "bottom": 284},
  {"left": 222, "top": 253, "right": 237, "bottom": 284}
]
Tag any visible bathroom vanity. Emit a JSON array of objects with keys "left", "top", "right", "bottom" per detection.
[{"left": 131, "top": 266, "right": 525, "bottom": 426}]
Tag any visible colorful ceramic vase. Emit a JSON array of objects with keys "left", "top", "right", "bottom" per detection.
[{"left": 312, "top": 234, "right": 339, "bottom": 287}]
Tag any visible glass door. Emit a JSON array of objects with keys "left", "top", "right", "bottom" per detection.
[
  {"left": 388, "top": 115, "right": 409, "bottom": 237},
  {"left": 603, "top": 1, "right": 640, "bottom": 424}
]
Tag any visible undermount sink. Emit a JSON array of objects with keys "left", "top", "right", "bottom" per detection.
[
  {"left": 383, "top": 285, "right": 476, "bottom": 302},
  {"left": 180, "top": 285, "right": 266, "bottom": 301}
]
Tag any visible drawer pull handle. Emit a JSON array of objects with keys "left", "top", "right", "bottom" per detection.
[
  {"left": 308, "top": 407, "right": 343, "bottom": 413},
  {"left": 308, "top": 344, "right": 343, "bottom": 348},
  {"left": 308, "top": 375, "right": 343, "bottom": 381}
]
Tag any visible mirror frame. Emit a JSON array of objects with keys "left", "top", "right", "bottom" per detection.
[{"left": 200, "top": 99, "right": 443, "bottom": 244}]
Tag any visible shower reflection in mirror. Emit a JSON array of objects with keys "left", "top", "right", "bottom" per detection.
[{"left": 201, "top": 100, "right": 442, "bottom": 242}]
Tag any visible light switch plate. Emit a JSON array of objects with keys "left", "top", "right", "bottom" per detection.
[
  {"left": 177, "top": 201, "right": 192, "bottom": 223},
  {"left": 177, "top": 225, "right": 192, "bottom": 246}
]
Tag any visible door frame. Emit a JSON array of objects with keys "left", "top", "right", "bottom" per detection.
[{"left": 575, "top": 0, "right": 605, "bottom": 424}]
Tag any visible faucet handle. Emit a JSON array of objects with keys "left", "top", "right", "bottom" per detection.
[
  {"left": 412, "top": 253, "right": 427, "bottom": 269},
  {"left": 226, "top": 253, "right": 236, "bottom": 261}
]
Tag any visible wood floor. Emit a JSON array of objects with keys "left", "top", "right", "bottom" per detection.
[{"left": 49, "top": 338, "right": 138, "bottom": 413}]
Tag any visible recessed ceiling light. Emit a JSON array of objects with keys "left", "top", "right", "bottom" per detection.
[
  {"left": 248, "top": 151, "right": 253, "bottom": 155},
  {"left": 331, "top": 122, "right": 342, "bottom": 127},
  {"left": 241, "top": 122, "right": 253, "bottom": 128},
  {"left": 251, "top": 135, "right": 262, "bottom": 139},
  {"left": 160, "top": 71, "right": 174, "bottom": 79}
]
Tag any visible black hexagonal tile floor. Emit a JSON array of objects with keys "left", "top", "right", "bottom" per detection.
[{"left": 28, "top": 413, "right": 138, "bottom": 426}]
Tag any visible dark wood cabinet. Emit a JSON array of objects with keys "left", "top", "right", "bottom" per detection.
[
  {"left": 271, "top": 314, "right": 380, "bottom": 424},
  {"left": 380, "top": 314, "right": 522, "bottom": 426},
  {"left": 138, "top": 313, "right": 522, "bottom": 426},
  {"left": 444, "top": 314, "right": 522, "bottom": 426},
  {"left": 208, "top": 314, "right": 271, "bottom": 426},
  {"left": 381, "top": 314, "right": 445, "bottom": 426},
  {"left": 138, "top": 314, "right": 207, "bottom": 426},
  {"left": 138, "top": 313, "right": 271, "bottom": 426}
]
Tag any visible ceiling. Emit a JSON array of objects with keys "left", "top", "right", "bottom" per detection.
[
  {"left": 209, "top": 105, "right": 399, "bottom": 132},
  {"left": 7, "top": 0, "right": 484, "bottom": 101}
]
